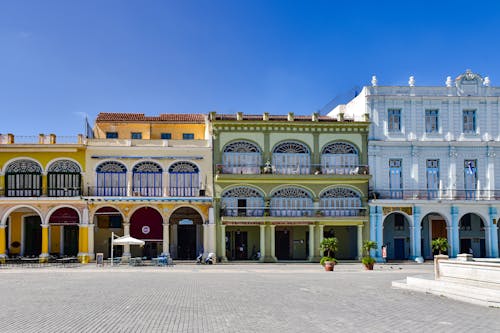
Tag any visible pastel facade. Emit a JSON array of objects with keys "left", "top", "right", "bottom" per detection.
[
  {"left": 329, "top": 70, "right": 500, "bottom": 261},
  {"left": 211, "top": 111, "right": 370, "bottom": 262}
]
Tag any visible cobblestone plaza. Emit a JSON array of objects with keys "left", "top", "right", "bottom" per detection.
[{"left": 0, "top": 264, "right": 498, "bottom": 332}]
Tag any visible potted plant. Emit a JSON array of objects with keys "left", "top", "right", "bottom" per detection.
[
  {"left": 361, "top": 240, "right": 377, "bottom": 270},
  {"left": 431, "top": 237, "right": 448, "bottom": 255},
  {"left": 320, "top": 237, "right": 338, "bottom": 271}
]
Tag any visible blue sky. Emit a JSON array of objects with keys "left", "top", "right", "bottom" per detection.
[{"left": 1, "top": 1, "right": 500, "bottom": 135}]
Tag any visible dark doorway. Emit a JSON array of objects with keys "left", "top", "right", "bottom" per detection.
[
  {"left": 24, "top": 216, "right": 42, "bottom": 256},
  {"left": 63, "top": 225, "right": 79, "bottom": 256},
  {"left": 394, "top": 238, "right": 405, "bottom": 260},
  {"left": 142, "top": 242, "right": 162, "bottom": 259},
  {"left": 276, "top": 231, "right": 290, "bottom": 260},
  {"left": 460, "top": 238, "right": 472, "bottom": 254},
  {"left": 234, "top": 231, "right": 247, "bottom": 259},
  {"left": 238, "top": 199, "right": 246, "bottom": 216},
  {"left": 177, "top": 225, "right": 196, "bottom": 259},
  {"left": 480, "top": 239, "right": 486, "bottom": 258}
]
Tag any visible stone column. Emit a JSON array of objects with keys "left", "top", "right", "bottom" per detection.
[
  {"left": 375, "top": 206, "right": 384, "bottom": 261},
  {"left": 171, "top": 224, "right": 177, "bottom": 257},
  {"left": 318, "top": 224, "right": 324, "bottom": 246},
  {"left": 369, "top": 206, "right": 376, "bottom": 257},
  {"left": 412, "top": 206, "right": 423, "bottom": 262},
  {"left": 259, "top": 224, "right": 266, "bottom": 262},
  {"left": 308, "top": 224, "right": 315, "bottom": 261},
  {"left": 162, "top": 223, "right": 170, "bottom": 256},
  {"left": 78, "top": 224, "right": 89, "bottom": 263},
  {"left": 206, "top": 223, "right": 216, "bottom": 256},
  {"left": 40, "top": 224, "right": 50, "bottom": 262},
  {"left": 59, "top": 226, "right": 64, "bottom": 256},
  {"left": 488, "top": 207, "right": 499, "bottom": 258},
  {"left": 0, "top": 225, "right": 6, "bottom": 263},
  {"left": 220, "top": 224, "right": 227, "bottom": 262},
  {"left": 450, "top": 206, "right": 459, "bottom": 257},
  {"left": 122, "top": 222, "right": 131, "bottom": 260},
  {"left": 203, "top": 224, "right": 208, "bottom": 256},
  {"left": 87, "top": 224, "right": 95, "bottom": 260},
  {"left": 269, "top": 225, "right": 277, "bottom": 262},
  {"left": 357, "top": 224, "right": 363, "bottom": 260}
]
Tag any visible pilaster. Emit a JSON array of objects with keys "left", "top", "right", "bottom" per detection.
[
  {"left": 450, "top": 206, "right": 459, "bottom": 257},
  {"left": 162, "top": 223, "right": 170, "bottom": 256}
]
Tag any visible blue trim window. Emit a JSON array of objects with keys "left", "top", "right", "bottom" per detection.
[
  {"left": 463, "top": 110, "right": 476, "bottom": 134},
  {"left": 161, "top": 133, "right": 172, "bottom": 140},
  {"left": 106, "top": 132, "right": 118, "bottom": 139},
  {"left": 389, "top": 159, "right": 402, "bottom": 199},
  {"left": 272, "top": 141, "right": 310, "bottom": 175},
  {"left": 426, "top": 159, "right": 439, "bottom": 199},
  {"left": 132, "top": 161, "right": 163, "bottom": 197},
  {"left": 96, "top": 161, "right": 127, "bottom": 196},
  {"left": 183, "top": 133, "right": 194, "bottom": 140},
  {"left": 168, "top": 161, "right": 199, "bottom": 197},
  {"left": 321, "top": 142, "right": 359, "bottom": 175},
  {"left": 131, "top": 132, "right": 142, "bottom": 139},
  {"left": 425, "top": 109, "right": 439, "bottom": 134},
  {"left": 222, "top": 141, "right": 262, "bottom": 174},
  {"left": 270, "top": 187, "right": 313, "bottom": 217},
  {"left": 464, "top": 160, "right": 477, "bottom": 200},
  {"left": 388, "top": 109, "right": 401, "bottom": 133}
]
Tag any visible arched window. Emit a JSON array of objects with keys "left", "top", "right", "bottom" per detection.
[
  {"left": 132, "top": 161, "right": 163, "bottom": 197},
  {"left": 270, "top": 187, "right": 313, "bottom": 217},
  {"left": 47, "top": 160, "right": 82, "bottom": 197},
  {"left": 321, "top": 142, "right": 359, "bottom": 175},
  {"left": 168, "top": 161, "right": 199, "bottom": 197},
  {"left": 221, "top": 187, "right": 264, "bottom": 217},
  {"left": 5, "top": 159, "right": 42, "bottom": 197},
  {"left": 272, "top": 141, "right": 310, "bottom": 175},
  {"left": 320, "top": 188, "right": 362, "bottom": 217},
  {"left": 222, "top": 141, "right": 262, "bottom": 174},
  {"left": 96, "top": 161, "right": 127, "bottom": 196}
]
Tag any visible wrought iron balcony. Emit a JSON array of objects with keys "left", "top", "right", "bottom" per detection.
[
  {"left": 85, "top": 186, "right": 207, "bottom": 197},
  {"left": 371, "top": 189, "right": 500, "bottom": 201},
  {"left": 215, "top": 164, "right": 369, "bottom": 176},
  {"left": 220, "top": 207, "right": 367, "bottom": 218}
]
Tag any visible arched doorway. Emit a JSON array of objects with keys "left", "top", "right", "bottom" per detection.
[
  {"left": 5, "top": 207, "right": 42, "bottom": 257},
  {"left": 48, "top": 207, "right": 80, "bottom": 257},
  {"left": 93, "top": 207, "right": 124, "bottom": 258},
  {"left": 130, "top": 207, "right": 163, "bottom": 258},
  {"left": 459, "top": 213, "right": 486, "bottom": 257},
  {"left": 420, "top": 213, "right": 448, "bottom": 259},
  {"left": 383, "top": 212, "right": 410, "bottom": 260},
  {"left": 169, "top": 207, "right": 203, "bottom": 260}
]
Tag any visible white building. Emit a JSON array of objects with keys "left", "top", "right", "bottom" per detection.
[{"left": 328, "top": 70, "right": 500, "bottom": 261}]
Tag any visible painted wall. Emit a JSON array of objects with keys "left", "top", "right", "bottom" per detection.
[{"left": 94, "top": 122, "right": 206, "bottom": 140}]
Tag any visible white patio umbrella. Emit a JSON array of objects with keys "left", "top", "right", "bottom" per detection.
[{"left": 110, "top": 232, "right": 145, "bottom": 266}]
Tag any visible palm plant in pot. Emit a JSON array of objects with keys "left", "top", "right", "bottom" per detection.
[
  {"left": 431, "top": 237, "right": 448, "bottom": 255},
  {"left": 319, "top": 237, "right": 338, "bottom": 271},
  {"left": 361, "top": 240, "right": 377, "bottom": 270}
]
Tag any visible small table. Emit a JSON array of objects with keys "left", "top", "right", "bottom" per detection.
[{"left": 129, "top": 257, "right": 144, "bottom": 266}]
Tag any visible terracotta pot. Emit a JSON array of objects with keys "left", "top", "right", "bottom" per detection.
[
  {"left": 364, "top": 263, "right": 374, "bottom": 270},
  {"left": 324, "top": 261, "right": 334, "bottom": 271}
]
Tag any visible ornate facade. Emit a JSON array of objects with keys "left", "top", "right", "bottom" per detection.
[{"left": 329, "top": 70, "right": 500, "bottom": 261}]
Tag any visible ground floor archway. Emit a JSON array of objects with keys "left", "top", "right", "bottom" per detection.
[
  {"left": 420, "top": 213, "right": 448, "bottom": 259},
  {"left": 169, "top": 207, "right": 203, "bottom": 260},
  {"left": 383, "top": 212, "right": 411, "bottom": 260},
  {"left": 322, "top": 226, "right": 357, "bottom": 260},
  {"left": 48, "top": 207, "right": 80, "bottom": 257},
  {"left": 4, "top": 207, "right": 43, "bottom": 257},
  {"left": 459, "top": 213, "right": 486, "bottom": 257},
  {"left": 93, "top": 207, "right": 124, "bottom": 258},
  {"left": 130, "top": 207, "right": 163, "bottom": 259}
]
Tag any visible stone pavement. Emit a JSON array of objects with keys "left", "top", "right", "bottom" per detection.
[{"left": 0, "top": 263, "right": 498, "bottom": 333}]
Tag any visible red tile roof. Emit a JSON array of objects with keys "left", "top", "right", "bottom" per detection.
[{"left": 96, "top": 113, "right": 205, "bottom": 123}]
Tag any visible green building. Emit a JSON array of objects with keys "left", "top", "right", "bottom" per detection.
[{"left": 210, "top": 111, "right": 370, "bottom": 262}]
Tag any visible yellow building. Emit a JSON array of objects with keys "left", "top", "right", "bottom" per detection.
[
  {"left": 0, "top": 134, "right": 89, "bottom": 263},
  {"left": 85, "top": 113, "right": 215, "bottom": 261}
]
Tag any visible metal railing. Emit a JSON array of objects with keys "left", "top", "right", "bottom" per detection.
[
  {"left": 216, "top": 164, "right": 369, "bottom": 176},
  {"left": 86, "top": 186, "right": 207, "bottom": 197},
  {"left": 221, "top": 207, "right": 367, "bottom": 217},
  {"left": 371, "top": 189, "right": 500, "bottom": 200}
]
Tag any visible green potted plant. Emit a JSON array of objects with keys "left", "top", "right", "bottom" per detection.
[
  {"left": 431, "top": 237, "right": 448, "bottom": 255},
  {"left": 320, "top": 237, "right": 338, "bottom": 271},
  {"left": 361, "top": 240, "right": 377, "bottom": 270}
]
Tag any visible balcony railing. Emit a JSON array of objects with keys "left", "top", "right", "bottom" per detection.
[
  {"left": 221, "top": 207, "right": 367, "bottom": 217},
  {"left": 372, "top": 189, "right": 500, "bottom": 200},
  {"left": 86, "top": 186, "right": 207, "bottom": 197},
  {"left": 216, "top": 164, "right": 369, "bottom": 176}
]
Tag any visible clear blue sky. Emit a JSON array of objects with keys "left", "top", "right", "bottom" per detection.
[{"left": 2, "top": 1, "right": 500, "bottom": 135}]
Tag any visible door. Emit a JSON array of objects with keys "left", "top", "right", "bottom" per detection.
[
  {"left": 24, "top": 216, "right": 42, "bottom": 256},
  {"left": 480, "top": 239, "right": 486, "bottom": 258},
  {"left": 460, "top": 238, "right": 471, "bottom": 254},
  {"left": 63, "top": 225, "right": 79, "bottom": 256},
  {"left": 394, "top": 238, "right": 405, "bottom": 260},
  {"left": 275, "top": 231, "right": 290, "bottom": 260},
  {"left": 177, "top": 225, "right": 196, "bottom": 259},
  {"left": 431, "top": 220, "right": 447, "bottom": 255},
  {"left": 234, "top": 231, "right": 248, "bottom": 259}
]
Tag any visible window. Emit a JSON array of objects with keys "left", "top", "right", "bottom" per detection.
[
  {"left": 464, "top": 160, "right": 477, "bottom": 199},
  {"left": 460, "top": 214, "right": 472, "bottom": 231},
  {"left": 131, "top": 132, "right": 142, "bottom": 139},
  {"left": 222, "top": 141, "right": 262, "bottom": 174},
  {"left": 389, "top": 159, "right": 402, "bottom": 199},
  {"left": 183, "top": 133, "right": 194, "bottom": 140},
  {"left": 388, "top": 109, "right": 401, "bottom": 133},
  {"left": 425, "top": 109, "right": 439, "bottom": 134},
  {"left": 161, "top": 133, "right": 172, "bottom": 140},
  {"left": 106, "top": 132, "right": 118, "bottom": 139},
  {"left": 394, "top": 214, "right": 405, "bottom": 231},
  {"left": 47, "top": 160, "right": 82, "bottom": 197},
  {"left": 463, "top": 110, "right": 476, "bottom": 134},
  {"left": 426, "top": 159, "right": 439, "bottom": 199}
]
